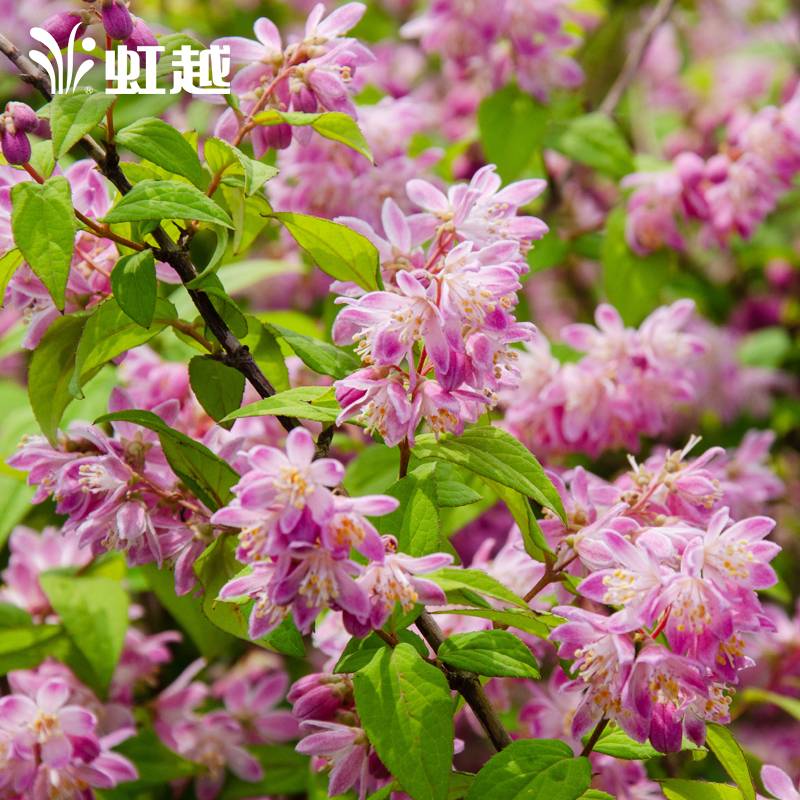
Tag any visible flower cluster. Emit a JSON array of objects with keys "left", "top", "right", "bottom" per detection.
[
  {"left": 624, "top": 89, "right": 800, "bottom": 253},
  {"left": 502, "top": 300, "right": 783, "bottom": 458},
  {"left": 401, "top": 0, "right": 584, "bottom": 104},
  {"left": 289, "top": 672, "right": 389, "bottom": 799},
  {"left": 0, "top": 670, "right": 138, "bottom": 799},
  {"left": 212, "top": 3, "right": 373, "bottom": 155},
  {"left": 332, "top": 165, "right": 545, "bottom": 445},
  {"left": 542, "top": 437, "right": 782, "bottom": 752},
  {"left": 213, "top": 426, "right": 452, "bottom": 636}
]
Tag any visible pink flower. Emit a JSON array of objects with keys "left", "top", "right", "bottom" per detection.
[{"left": 762, "top": 765, "right": 800, "bottom": 800}]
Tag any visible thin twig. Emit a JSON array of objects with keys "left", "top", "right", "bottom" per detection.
[
  {"left": 597, "top": 0, "right": 678, "bottom": 116},
  {"left": 580, "top": 717, "right": 609, "bottom": 757},
  {"left": 415, "top": 611, "right": 512, "bottom": 752},
  {"left": 0, "top": 31, "right": 298, "bottom": 434}
]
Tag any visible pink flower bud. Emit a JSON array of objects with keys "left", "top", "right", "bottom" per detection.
[
  {"left": 1, "top": 130, "right": 31, "bottom": 165},
  {"left": 41, "top": 11, "right": 87, "bottom": 49},
  {"left": 265, "top": 122, "right": 292, "bottom": 151},
  {"left": 5, "top": 102, "right": 38, "bottom": 134},
  {"left": 102, "top": 1, "right": 134, "bottom": 41},
  {"left": 124, "top": 17, "right": 158, "bottom": 51}
]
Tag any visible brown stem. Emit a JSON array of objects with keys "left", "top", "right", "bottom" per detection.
[
  {"left": 157, "top": 318, "right": 215, "bottom": 352},
  {"left": 597, "top": 0, "right": 678, "bottom": 116},
  {"left": 580, "top": 717, "right": 609, "bottom": 757},
  {"left": 0, "top": 32, "right": 298, "bottom": 435},
  {"left": 398, "top": 438, "right": 411, "bottom": 479},
  {"left": 104, "top": 34, "right": 115, "bottom": 143},
  {"left": 416, "top": 610, "right": 512, "bottom": 752}
]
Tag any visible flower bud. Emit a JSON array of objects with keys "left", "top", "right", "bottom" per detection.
[
  {"left": 265, "top": 122, "right": 292, "bottom": 151},
  {"left": 5, "top": 102, "right": 38, "bottom": 134},
  {"left": 124, "top": 17, "right": 158, "bottom": 51},
  {"left": 102, "top": 1, "right": 134, "bottom": 41},
  {"left": 41, "top": 11, "right": 87, "bottom": 49},
  {"left": 1, "top": 130, "right": 32, "bottom": 166}
]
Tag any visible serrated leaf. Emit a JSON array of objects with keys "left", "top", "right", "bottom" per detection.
[
  {"left": 51, "top": 91, "right": 116, "bottom": 159},
  {"left": 438, "top": 630, "right": 539, "bottom": 678},
  {"left": 432, "top": 607, "right": 560, "bottom": 639},
  {"left": 115, "top": 117, "right": 204, "bottom": 186},
  {"left": 71, "top": 296, "right": 176, "bottom": 395},
  {"left": 189, "top": 356, "right": 245, "bottom": 423},
  {"left": 376, "top": 469, "right": 447, "bottom": 557},
  {"left": 40, "top": 573, "right": 128, "bottom": 696},
  {"left": 268, "top": 323, "right": 360, "bottom": 379},
  {"left": 466, "top": 739, "right": 591, "bottom": 800},
  {"left": 110, "top": 250, "right": 157, "bottom": 328},
  {"left": 204, "top": 137, "right": 279, "bottom": 196},
  {"left": 354, "top": 643, "right": 454, "bottom": 800},
  {"left": 103, "top": 179, "right": 233, "bottom": 228},
  {"left": 95, "top": 409, "right": 239, "bottom": 511},
  {"left": 222, "top": 385, "right": 341, "bottom": 423},
  {"left": 28, "top": 313, "right": 88, "bottom": 442},
  {"left": 334, "top": 630, "right": 427, "bottom": 673},
  {"left": 272, "top": 212, "right": 381, "bottom": 292},
  {"left": 413, "top": 427, "right": 565, "bottom": 521},
  {"left": 254, "top": 110, "right": 373, "bottom": 162},
  {"left": 11, "top": 176, "right": 77, "bottom": 309},
  {"left": 427, "top": 567, "right": 529, "bottom": 610}
]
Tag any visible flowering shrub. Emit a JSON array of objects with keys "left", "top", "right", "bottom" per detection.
[{"left": 0, "top": 1, "right": 798, "bottom": 799}]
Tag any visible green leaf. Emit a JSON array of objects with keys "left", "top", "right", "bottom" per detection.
[
  {"left": 113, "top": 727, "right": 200, "bottom": 786},
  {"left": 254, "top": 110, "right": 373, "bottom": 163},
  {"left": 95, "top": 409, "right": 239, "bottom": 510},
  {"left": 738, "top": 327, "right": 791, "bottom": 368},
  {"left": 335, "top": 630, "right": 427, "bottom": 673},
  {"left": 354, "top": 643, "right": 454, "bottom": 800},
  {"left": 586, "top": 726, "right": 703, "bottom": 760},
  {"left": 555, "top": 113, "right": 635, "bottom": 179},
  {"left": 579, "top": 792, "right": 614, "bottom": 800},
  {"left": 413, "top": 427, "right": 565, "bottom": 520},
  {"left": 194, "top": 537, "right": 305, "bottom": 657},
  {"left": 204, "top": 137, "right": 279, "bottom": 196},
  {"left": 115, "top": 117, "right": 204, "bottom": 186},
  {"left": 103, "top": 179, "right": 233, "bottom": 228},
  {"left": 660, "top": 780, "right": 744, "bottom": 800},
  {"left": 50, "top": 91, "right": 116, "bottom": 159},
  {"left": 28, "top": 313, "right": 88, "bottom": 442},
  {"left": 427, "top": 567, "right": 529, "bottom": 610},
  {"left": 110, "top": 250, "right": 157, "bottom": 328},
  {"left": 601, "top": 207, "right": 674, "bottom": 325},
  {"left": 0, "top": 248, "right": 23, "bottom": 300},
  {"left": 705, "top": 724, "right": 755, "bottom": 800},
  {"left": 432, "top": 608, "right": 561, "bottom": 639},
  {"left": 478, "top": 84, "right": 549, "bottom": 181},
  {"left": 268, "top": 323, "right": 360, "bottom": 379},
  {"left": 141, "top": 563, "right": 234, "bottom": 660},
  {"left": 0, "top": 624, "right": 68, "bottom": 675},
  {"left": 466, "top": 739, "right": 591, "bottom": 800},
  {"left": 484, "top": 478, "right": 551, "bottom": 560},
  {"left": 222, "top": 385, "right": 341, "bottom": 424},
  {"left": 40, "top": 573, "right": 128, "bottom": 696},
  {"left": 438, "top": 630, "right": 539, "bottom": 678},
  {"left": 242, "top": 316, "right": 290, "bottom": 393},
  {"left": 741, "top": 687, "right": 800, "bottom": 720},
  {"left": 375, "top": 468, "right": 445, "bottom": 557},
  {"left": 220, "top": 745, "right": 310, "bottom": 798},
  {"left": 272, "top": 212, "right": 381, "bottom": 292},
  {"left": 11, "top": 176, "right": 77, "bottom": 309},
  {"left": 71, "top": 297, "right": 175, "bottom": 395},
  {"left": 189, "top": 356, "right": 245, "bottom": 423}
]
